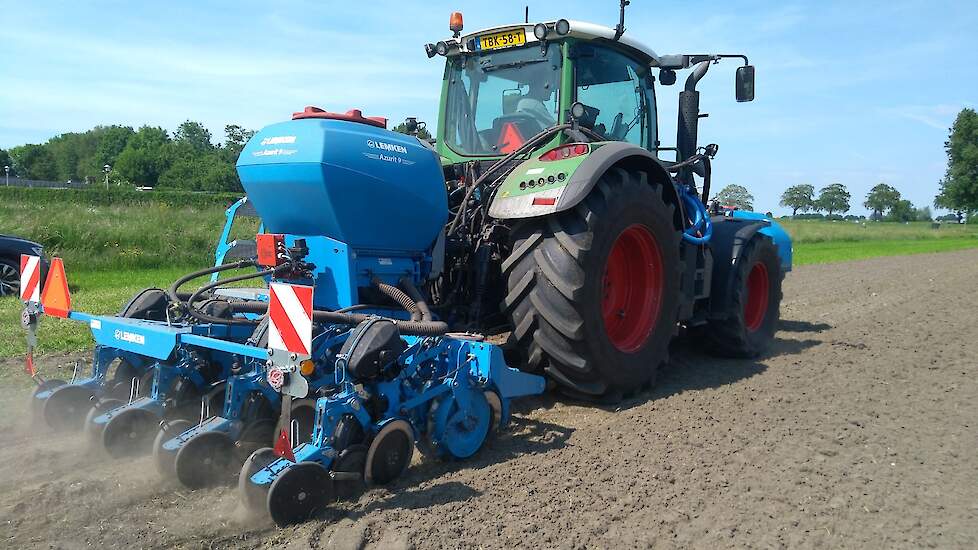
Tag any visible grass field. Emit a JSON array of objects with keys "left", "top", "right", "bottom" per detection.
[{"left": 1, "top": 190, "right": 976, "bottom": 360}]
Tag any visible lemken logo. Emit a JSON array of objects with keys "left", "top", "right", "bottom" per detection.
[
  {"left": 113, "top": 329, "right": 146, "bottom": 345},
  {"left": 366, "top": 140, "right": 408, "bottom": 154},
  {"left": 260, "top": 135, "right": 296, "bottom": 146}
]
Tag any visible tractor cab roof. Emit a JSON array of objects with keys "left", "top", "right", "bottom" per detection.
[{"left": 443, "top": 19, "right": 660, "bottom": 66}]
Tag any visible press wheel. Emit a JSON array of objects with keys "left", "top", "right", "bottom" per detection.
[
  {"left": 174, "top": 431, "right": 235, "bottom": 489},
  {"left": 266, "top": 462, "right": 333, "bottom": 527}
]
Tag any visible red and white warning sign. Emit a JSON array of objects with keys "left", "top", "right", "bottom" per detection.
[
  {"left": 20, "top": 255, "right": 41, "bottom": 303},
  {"left": 267, "top": 282, "right": 313, "bottom": 356}
]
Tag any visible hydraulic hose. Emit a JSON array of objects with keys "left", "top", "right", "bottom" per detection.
[
  {"left": 184, "top": 265, "right": 283, "bottom": 324},
  {"left": 447, "top": 123, "right": 572, "bottom": 236},
  {"left": 372, "top": 277, "right": 421, "bottom": 321},
  {"left": 228, "top": 301, "right": 448, "bottom": 336},
  {"left": 166, "top": 260, "right": 256, "bottom": 305},
  {"left": 399, "top": 277, "right": 432, "bottom": 321}
]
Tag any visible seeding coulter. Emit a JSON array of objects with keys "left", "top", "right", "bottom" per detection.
[{"left": 21, "top": 6, "right": 791, "bottom": 526}]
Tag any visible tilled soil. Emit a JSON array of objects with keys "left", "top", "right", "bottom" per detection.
[{"left": 1, "top": 249, "right": 976, "bottom": 549}]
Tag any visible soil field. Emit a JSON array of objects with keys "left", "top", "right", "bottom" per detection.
[{"left": 1, "top": 249, "right": 976, "bottom": 549}]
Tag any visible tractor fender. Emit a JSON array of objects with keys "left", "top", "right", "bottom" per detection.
[
  {"left": 706, "top": 216, "right": 770, "bottom": 317},
  {"left": 490, "top": 142, "right": 682, "bottom": 229}
]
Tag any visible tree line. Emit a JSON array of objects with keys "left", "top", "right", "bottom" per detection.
[
  {"left": 0, "top": 122, "right": 255, "bottom": 192},
  {"left": 713, "top": 108, "right": 978, "bottom": 223}
]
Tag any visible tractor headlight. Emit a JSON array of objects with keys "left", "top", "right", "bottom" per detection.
[
  {"left": 533, "top": 23, "right": 548, "bottom": 40},
  {"left": 424, "top": 43, "right": 437, "bottom": 58},
  {"left": 435, "top": 41, "right": 449, "bottom": 56},
  {"left": 555, "top": 19, "right": 570, "bottom": 35}
]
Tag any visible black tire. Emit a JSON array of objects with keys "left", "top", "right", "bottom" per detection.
[
  {"left": 0, "top": 258, "right": 19, "bottom": 297},
  {"left": 29, "top": 379, "right": 66, "bottom": 423},
  {"left": 102, "top": 408, "right": 158, "bottom": 458},
  {"left": 503, "top": 167, "right": 681, "bottom": 400},
  {"left": 238, "top": 447, "right": 277, "bottom": 514},
  {"left": 175, "top": 431, "right": 235, "bottom": 489},
  {"left": 153, "top": 419, "right": 194, "bottom": 478},
  {"left": 704, "top": 235, "right": 783, "bottom": 358}
]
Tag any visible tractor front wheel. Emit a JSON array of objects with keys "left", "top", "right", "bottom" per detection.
[
  {"left": 703, "top": 235, "right": 783, "bottom": 357},
  {"left": 503, "top": 167, "right": 681, "bottom": 400}
]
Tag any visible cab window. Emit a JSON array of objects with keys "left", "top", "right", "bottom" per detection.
[{"left": 574, "top": 46, "right": 655, "bottom": 148}]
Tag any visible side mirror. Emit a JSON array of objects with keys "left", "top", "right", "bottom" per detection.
[{"left": 736, "top": 65, "right": 755, "bottom": 102}]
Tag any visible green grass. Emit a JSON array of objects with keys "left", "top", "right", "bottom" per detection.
[
  {"left": 779, "top": 219, "right": 978, "bottom": 244},
  {"left": 0, "top": 192, "right": 247, "bottom": 270},
  {"left": 793, "top": 237, "right": 978, "bottom": 265}
]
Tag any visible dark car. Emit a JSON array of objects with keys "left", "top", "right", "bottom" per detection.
[{"left": 0, "top": 234, "right": 48, "bottom": 298}]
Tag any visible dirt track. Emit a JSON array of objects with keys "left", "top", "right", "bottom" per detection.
[{"left": 1, "top": 249, "right": 976, "bottom": 549}]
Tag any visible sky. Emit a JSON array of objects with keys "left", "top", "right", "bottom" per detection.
[{"left": 1, "top": 0, "right": 977, "bottom": 215}]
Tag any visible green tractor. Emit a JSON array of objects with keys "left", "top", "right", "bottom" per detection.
[{"left": 407, "top": 7, "right": 792, "bottom": 401}]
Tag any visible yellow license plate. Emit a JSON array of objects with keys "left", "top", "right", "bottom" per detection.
[{"left": 478, "top": 29, "right": 527, "bottom": 51}]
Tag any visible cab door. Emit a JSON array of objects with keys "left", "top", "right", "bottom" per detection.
[{"left": 572, "top": 44, "right": 657, "bottom": 151}]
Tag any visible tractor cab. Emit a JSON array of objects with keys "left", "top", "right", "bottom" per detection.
[{"left": 428, "top": 18, "right": 661, "bottom": 163}]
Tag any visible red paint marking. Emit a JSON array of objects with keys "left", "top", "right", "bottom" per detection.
[
  {"left": 269, "top": 285, "right": 307, "bottom": 355},
  {"left": 25, "top": 352, "right": 35, "bottom": 377},
  {"left": 273, "top": 429, "right": 296, "bottom": 462},
  {"left": 20, "top": 256, "right": 40, "bottom": 302}
]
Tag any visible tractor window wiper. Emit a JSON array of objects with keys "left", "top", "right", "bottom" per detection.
[{"left": 480, "top": 58, "right": 547, "bottom": 73}]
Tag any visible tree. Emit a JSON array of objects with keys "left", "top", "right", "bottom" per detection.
[
  {"left": 915, "top": 206, "right": 933, "bottom": 222},
  {"left": 888, "top": 199, "right": 915, "bottom": 222},
  {"left": 864, "top": 183, "right": 901, "bottom": 220},
  {"left": 392, "top": 121, "right": 432, "bottom": 141},
  {"left": 9, "top": 144, "right": 58, "bottom": 180},
  {"left": 0, "top": 149, "right": 12, "bottom": 175},
  {"left": 779, "top": 184, "right": 815, "bottom": 216},
  {"left": 114, "top": 126, "right": 171, "bottom": 186},
  {"left": 173, "top": 121, "right": 214, "bottom": 154},
  {"left": 715, "top": 184, "right": 754, "bottom": 210},
  {"left": 815, "top": 183, "right": 851, "bottom": 217},
  {"left": 936, "top": 108, "right": 978, "bottom": 216}
]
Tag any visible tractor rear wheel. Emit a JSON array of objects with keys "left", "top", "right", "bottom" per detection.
[
  {"left": 503, "top": 167, "right": 681, "bottom": 400},
  {"left": 703, "top": 235, "right": 783, "bottom": 357}
]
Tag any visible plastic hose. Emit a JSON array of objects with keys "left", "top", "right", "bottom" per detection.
[{"left": 372, "top": 277, "right": 421, "bottom": 321}]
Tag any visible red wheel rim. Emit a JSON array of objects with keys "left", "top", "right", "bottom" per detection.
[
  {"left": 744, "top": 262, "right": 770, "bottom": 332},
  {"left": 601, "top": 224, "right": 664, "bottom": 353}
]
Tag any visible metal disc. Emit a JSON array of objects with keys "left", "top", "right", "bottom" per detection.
[
  {"left": 331, "top": 444, "right": 368, "bottom": 500},
  {"left": 174, "top": 431, "right": 234, "bottom": 489},
  {"left": 101, "top": 408, "right": 158, "bottom": 458},
  {"left": 364, "top": 420, "right": 414, "bottom": 486},
  {"left": 238, "top": 447, "right": 277, "bottom": 514},
  {"left": 434, "top": 391, "right": 491, "bottom": 460},
  {"left": 266, "top": 462, "right": 333, "bottom": 527},
  {"left": 153, "top": 419, "right": 193, "bottom": 478},
  {"left": 84, "top": 398, "right": 124, "bottom": 448},
  {"left": 29, "top": 379, "right": 66, "bottom": 423},
  {"left": 43, "top": 384, "right": 97, "bottom": 431}
]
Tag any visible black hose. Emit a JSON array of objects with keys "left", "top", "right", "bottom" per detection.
[
  {"left": 166, "top": 260, "right": 255, "bottom": 305},
  {"left": 701, "top": 157, "right": 712, "bottom": 204},
  {"left": 446, "top": 123, "right": 572, "bottom": 236},
  {"left": 228, "top": 302, "right": 448, "bottom": 336},
  {"left": 372, "top": 277, "right": 421, "bottom": 321},
  {"left": 399, "top": 277, "right": 432, "bottom": 321},
  {"left": 185, "top": 266, "right": 283, "bottom": 324}
]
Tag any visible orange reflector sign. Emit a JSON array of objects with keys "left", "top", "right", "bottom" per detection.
[
  {"left": 40, "top": 258, "right": 71, "bottom": 318},
  {"left": 273, "top": 429, "right": 296, "bottom": 462},
  {"left": 497, "top": 122, "right": 525, "bottom": 154}
]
